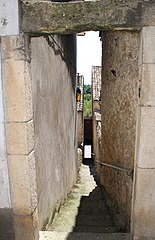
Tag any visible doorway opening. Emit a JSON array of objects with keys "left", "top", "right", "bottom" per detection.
[
  {"left": 76, "top": 30, "right": 137, "bottom": 233},
  {"left": 28, "top": 28, "right": 136, "bottom": 238},
  {"left": 77, "top": 31, "right": 101, "bottom": 165}
]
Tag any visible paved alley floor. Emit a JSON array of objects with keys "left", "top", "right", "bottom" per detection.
[{"left": 40, "top": 161, "right": 131, "bottom": 240}]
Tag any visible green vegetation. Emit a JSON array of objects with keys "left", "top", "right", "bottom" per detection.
[{"left": 84, "top": 84, "right": 92, "bottom": 117}]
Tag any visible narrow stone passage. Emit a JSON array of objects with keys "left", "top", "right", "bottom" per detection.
[{"left": 40, "top": 161, "right": 131, "bottom": 240}]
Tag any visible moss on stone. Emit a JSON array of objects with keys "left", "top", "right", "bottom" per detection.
[{"left": 21, "top": 0, "right": 146, "bottom": 34}]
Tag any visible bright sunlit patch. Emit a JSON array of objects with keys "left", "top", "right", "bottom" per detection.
[{"left": 77, "top": 31, "right": 102, "bottom": 85}]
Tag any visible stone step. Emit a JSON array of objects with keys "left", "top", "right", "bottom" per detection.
[
  {"left": 74, "top": 215, "right": 113, "bottom": 227},
  {"left": 40, "top": 231, "right": 132, "bottom": 240},
  {"left": 49, "top": 224, "right": 118, "bottom": 233},
  {"left": 70, "top": 226, "right": 119, "bottom": 233}
]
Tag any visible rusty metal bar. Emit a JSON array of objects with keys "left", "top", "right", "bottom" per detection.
[{"left": 95, "top": 160, "right": 133, "bottom": 176}]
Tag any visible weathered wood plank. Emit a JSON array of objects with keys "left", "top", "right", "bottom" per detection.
[{"left": 20, "top": 0, "right": 155, "bottom": 34}]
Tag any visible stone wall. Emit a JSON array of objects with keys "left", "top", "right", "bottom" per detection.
[
  {"left": 99, "top": 31, "right": 139, "bottom": 229},
  {"left": 1, "top": 34, "right": 38, "bottom": 240},
  {"left": 30, "top": 34, "right": 77, "bottom": 229},
  {"left": 0, "top": 33, "right": 77, "bottom": 239},
  {"left": 0, "top": 1, "right": 20, "bottom": 239},
  {"left": 77, "top": 112, "right": 83, "bottom": 147},
  {"left": 93, "top": 112, "right": 101, "bottom": 164},
  {"left": 132, "top": 26, "right": 155, "bottom": 240}
]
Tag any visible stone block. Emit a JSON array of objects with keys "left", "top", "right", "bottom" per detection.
[
  {"left": 8, "top": 155, "right": 32, "bottom": 215},
  {"left": 6, "top": 120, "right": 34, "bottom": 155},
  {"left": 136, "top": 106, "right": 155, "bottom": 168},
  {"left": 3, "top": 59, "right": 33, "bottom": 122},
  {"left": 28, "top": 151, "right": 38, "bottom": 210},
  {"left": 140, "top": 64, "right": 155, "bottom": 106},
  {"left": 1, "top": 35, "right": 30, "bottom": 61},
  {"left": 134, "top": 237, "right": 155, "bottom": 240},
  {"left": 142, "top": 26, "right": 155, "bottom": 64},
  {"left": 133, "top": 167, "right": 155, "bottom": 238},
  {"left": 14, "top": 214, "right": 39, "bottom": 240},
  {"left": 138, "top": 30, "right": 143, "bottom": 67}
]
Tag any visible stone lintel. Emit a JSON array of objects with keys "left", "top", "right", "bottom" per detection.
[{"left": 20, "top": 0, "right": 146, "bottom": 35}]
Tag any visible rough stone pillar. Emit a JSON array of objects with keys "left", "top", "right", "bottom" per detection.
[
  {"left": 100, "top": 30, "right": 139, "bottom": 230},
  {"left": 132, "top": 26, "right": 155, "bottom": 239}
]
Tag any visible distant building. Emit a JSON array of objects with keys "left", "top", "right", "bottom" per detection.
[
  {"left": 77, "top": 75, "right": 84, "bottom": 148},
  {"left": 91, "top": 66, "right": 101, "bottom": 164}
]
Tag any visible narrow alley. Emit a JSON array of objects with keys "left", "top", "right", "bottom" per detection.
[
  {"left": 40, "top": 160, "right": 131, "bottom": 240},
  {"left": 1, "top": 2, "right": 155, "bottom": 240}
]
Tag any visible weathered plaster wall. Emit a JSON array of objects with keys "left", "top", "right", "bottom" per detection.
[
  {"left": 0, "top": 0, "right": 19, "bottom": 36},
  {"left": 30, "top": 35, "right": 77, "bottom": 229},
  {"left": 100, "top": 31, "right": 139, "bottom": 229},
  {"left": 0, "top": 41, "right": 11, "bottom": 209},
  {"left": 0, "top": 38, "right": 13, "bottom": 240}
]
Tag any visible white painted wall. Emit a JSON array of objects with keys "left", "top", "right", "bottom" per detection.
[
  {"left": 0, "top": 45, "right": 11, "bottom": 208},
  {"left": 0, "top": 0, "right": 19, "bottom": 36}
]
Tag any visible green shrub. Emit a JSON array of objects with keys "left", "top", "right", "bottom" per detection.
[{"left": 84, "top": 85, "right": 92, "bottom": 117}]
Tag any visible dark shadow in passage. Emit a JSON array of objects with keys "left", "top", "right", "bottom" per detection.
[
  {"left": 0, "top": 209, "right": 15, "bottom": 240},
  {"left": 67, "top": 160, "right": 123, "bottom": 240}
]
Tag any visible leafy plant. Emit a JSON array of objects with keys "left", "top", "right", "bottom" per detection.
[
  {"left": 84, "top": 85, "right": 92, "bottom": 117},
  {"left": 84, "top": 84, "right": 91, "bottom": 95}
]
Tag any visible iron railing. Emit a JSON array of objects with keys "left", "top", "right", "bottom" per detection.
[{"left": 95, "top": 160, "right": 133, "bottom": 177}]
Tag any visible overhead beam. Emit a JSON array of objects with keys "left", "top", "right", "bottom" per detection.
[{"left": 20, "top": 0, "right": 155, "bottom": 35}]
